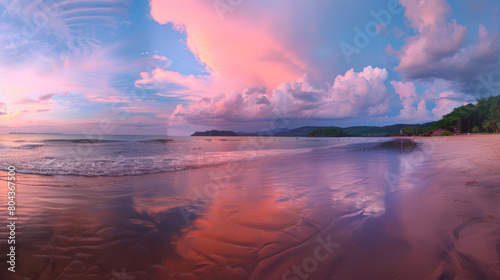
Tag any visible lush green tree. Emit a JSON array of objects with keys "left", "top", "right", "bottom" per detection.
[
  {"left": 482, "top": 104, "right": 500, "bottom": 133},
  {"left": 433, "top": 94, "right": 500, "bottom": 134},
  {"left": 402, "top": 126, "right": 422, "bottom": 135},
  {"left": 307, "top": 127, "right": 347, "bottom": 137}
]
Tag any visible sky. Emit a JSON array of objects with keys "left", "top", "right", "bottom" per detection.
[{"left": 0, "top": 0, "right": 499, "bottom": 135}]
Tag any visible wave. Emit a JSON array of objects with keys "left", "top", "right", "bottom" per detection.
[
  {"left": 140, "top": 139, "right": 175, "bottom": 143},
  {"left": 12, "top": 144, "right": 45, "bottom": 149},
  {"left": 44, "top": 139, "right": 126, "bottom": 143},
  {"left": 0, "top": 136, "right": 390, "bottom": 177},
  {"left": 0, "top": 148, "right": 313, "bottom": 177},
  {"left": 43, "top": 138, "right": 176, "bottom": 144}
]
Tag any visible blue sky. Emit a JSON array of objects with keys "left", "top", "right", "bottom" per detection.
[{"left": 0, "top": 0, "right": 499, "bottom": 135}]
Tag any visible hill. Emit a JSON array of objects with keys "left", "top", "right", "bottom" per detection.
[
  {"left": 273, "top": 126, "right": 327, "bottom": 137},
  {"left": 307, "top": 127, "right": 348, "bottom": 137},
  {"left": 191, "top": 130, "right": 238, "bottom": 136},
  {"left": 237, "top": 122, "right": 436, "bottom": 137},
  {"left": 237, "top": 128, "right": 290, "bottom": 136},
  {"left": 342, "top": 122, "right": 435, "bottom": 137}
]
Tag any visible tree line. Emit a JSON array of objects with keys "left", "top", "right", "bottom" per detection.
[{"left": 431, "top": 94, "right": 500, "bottom": 134}]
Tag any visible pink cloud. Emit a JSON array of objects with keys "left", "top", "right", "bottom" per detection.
[
  {"left": 39, "top": 93, "right": 59, "bottom": 101},
  {"left": 391, "top": 81, "right": 431, "bottom": 121},
  {"left": 135, "top": 67, "right": 246, "bottom": 100},
  {"left": 18, "top": 92, "right": 69, "bottom": 104},
  {"left": 431, "top": 91, "right": 471, "bottom": 117},
  {"left": 390, "top": 81, "right": 471, "bottom": 121},
  {"left": 395, "top": 0, "right": 500, "bottom": 85},
  {"left": 171, "top": 87, "right": 271, "bottom": 125},
  {"left": 295, "top": 66, "right": 389, "bottom": 118},
  {"left": 171, "top": 66, "right": 390, "bottom": 125},
  {"left": 149, "top": 0, "right": 309, "bottom": 91},
  {"left": 385, "top": 44, "right": 398, "bottom": 55},
  {"left": 0, "top": 0, "right": 175, "bottom": 133},
  {"left": 152, "top": 54, "right": 169, "bottom": 61},
  {"left": 0, "top": 44, "right": 134, "bottom": 130},
  {"left": 390, "top": 81, "right": 416, "bottom": 99},
  {"left": 135, "top": 69, "right": 211, "bottom": 98},
  {"left": 400, "top": 0, "right": 451, "bottom": 32}
]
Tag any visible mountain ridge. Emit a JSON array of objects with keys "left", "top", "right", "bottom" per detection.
[
  {"left": 194, "top": 122, "right": 437, "bottom": 137},
  {"left": 236, "top": 122, "right": 436, "bottom": 137}
]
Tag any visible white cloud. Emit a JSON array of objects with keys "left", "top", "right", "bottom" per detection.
[{"left": 171, "top": 66, "right": 390, "bottom": 125}]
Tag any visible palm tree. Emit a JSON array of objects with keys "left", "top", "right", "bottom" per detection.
[{"left": 483, "top": 105, "right": 500, "bottom": 133}]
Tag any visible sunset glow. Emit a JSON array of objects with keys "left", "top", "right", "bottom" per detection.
[{"left": 0, "top": 0, "right": 498, "bottom": 135}]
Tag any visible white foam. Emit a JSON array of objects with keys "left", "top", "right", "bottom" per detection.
[
  {"left": 0, "top": 148, "right": 314, "bottom": 176},
  {"left": 0, "top": 136, "right": 388, "bottom": 177}
]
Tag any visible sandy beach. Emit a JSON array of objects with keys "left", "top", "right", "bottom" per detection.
[{"left": 0, "top": 135, "right": 499, "bottom": 280}]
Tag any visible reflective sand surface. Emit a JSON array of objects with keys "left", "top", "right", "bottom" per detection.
[{"left": 0, "top": 136, "right": 499, "bottom": 279}]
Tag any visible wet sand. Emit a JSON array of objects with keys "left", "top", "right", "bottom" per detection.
[{"left": 0, "top": 136, "right": 499, "bottom": 279}]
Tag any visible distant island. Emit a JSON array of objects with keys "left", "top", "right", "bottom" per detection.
[{"left": 191, "top": 130, "right": 238, "bottom": 136}]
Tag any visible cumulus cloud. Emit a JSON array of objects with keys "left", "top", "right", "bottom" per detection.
[
  {"left": 391, "top": 81, "right": 431, "bottom": 121},
  {"left": 171, "top": 87, "right": 271, "bottom": 125},
  {"left": 171, "top": 66, "right": 390, "bottom": 125},
  {"left": 395, "top": 0, "right": 500, "bottom": 88},
  {"left": 432, "top": 91, "right": 471, "bottom": 117},
  {"left": 390, "top": 80, "right": 473, "bottom": 121},
  {"left": 390, "top": 81, "right": 417, "bottom": 99},
  {"left": 274, "top": 67, "right": 390, "bottom": 119}
]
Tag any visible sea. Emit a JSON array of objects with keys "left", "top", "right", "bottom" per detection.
[{"left": 0, "top": 134, "right": 403, "bottom": 176}]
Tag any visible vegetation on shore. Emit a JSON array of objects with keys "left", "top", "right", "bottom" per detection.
[
  {"left": 237, "top": 123, "right": 436, "bottom": 137},
  {"left": 301, "top": 94, "right": 500, "bottom": 137},
  {"left": 307, "top": 127, "right": 347, "bottom": 137},
  {"left": 431, "top": 94, "right": 500, "bottom": 134},
  {"left": 344, "top": 123, "right": 436, "bottom": 137}
]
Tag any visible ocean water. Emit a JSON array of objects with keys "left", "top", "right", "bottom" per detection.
[{"left": 0, "top": 134, "right": 395, "bottom": 176}]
